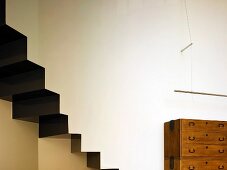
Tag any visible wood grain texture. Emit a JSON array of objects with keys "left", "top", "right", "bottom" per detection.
[
  {"left": 182, "top": 131, "right": 227, "bottom": 145},
  {"left": 166, "top": 158, "right": 227, "bottom": 170},
  {"left": 164, "top": 119, "right": 227, "bottom": 170},
  {"left": 182, "top": 144, "right": 227, "bottom": 157},
  {"left": 181, "top": 119, "right": 227, "bottom": 132}
]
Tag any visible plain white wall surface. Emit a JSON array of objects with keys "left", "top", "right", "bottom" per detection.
[
  {"left": 38, "top": 0, "right": 227, "bottom": 169},
  {"left": 6, "top": 0, "right": 227, "bottom": 170}
]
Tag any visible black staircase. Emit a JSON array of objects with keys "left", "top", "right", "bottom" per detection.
[{"left": 0, "top": 0, "right": 118, "bottom": 169}]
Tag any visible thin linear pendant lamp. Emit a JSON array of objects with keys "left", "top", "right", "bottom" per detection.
[{"left": 174, "top": 90, "right": 227, "bottom": 98}]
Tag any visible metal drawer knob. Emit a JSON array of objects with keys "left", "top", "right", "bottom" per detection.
[
  {"left": 189, "top": 122, "right": 195, "bottom": 127},
  {"left": 219, "top": 149, "right": 225, "bottom": 153},
  {"left": 219, "top": 137, "right": 225, "bottom": 141},
  {"left": 188, "top": 136, "right": 195, "bottom": 141},
  {"left": 218, "top": 165, "right": 224, "bottom": 169},
  {"left": 219, "top": 124, "right": 225, "bottom": 128},
  {"left": 188, "top": 165, "right": 195, "bottom": 170},
  {"left": 189, "top": 148, "right": 195, "bottom": 153}
]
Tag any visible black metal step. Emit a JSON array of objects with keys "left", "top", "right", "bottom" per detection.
[
  {"left": 0, "top": 70, "right": 45, "bottom": 101},
  {"left": 0, "top": 0, "right": 5, "bottom": 26},
  {"left": 0, "top": 60, "right": 43, "bottom": 79},
  {"left": 0, "top": 6, "right": 27, "bottom": 66},
  {"left": 0, "top": 60, "right": 45, "bottom": 101},
  {"left": 0, "top": 38, "right": 27, "bottom": 67},
  {"left": 39, "top": 114, "right": 68, "bottom": 138},
  {"left": 87, "top": 152, "right": 101, "bottom": 169},
  {"left": 0, "top": 25, "right": 26, "bottom": 46},
  {"left": 12, "top": 89, "right": 60, "bottom": 123}
]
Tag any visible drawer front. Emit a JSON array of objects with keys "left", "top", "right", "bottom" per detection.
[
  {"left": 181, "top": 119, "right": 227, "bottom": 132},
  {"left": 181, "top": 159, "right": 227, "bottom": 170},
  {"left": 182, "top": 131, "right": 227, "bottom": 145},
  {"left": 182, "top": 144, "right": 227, "bottom": 157}
]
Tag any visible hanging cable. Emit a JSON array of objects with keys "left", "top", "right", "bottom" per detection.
[
  {"left": 184, "top": 0, "right": 192, "bottom": 43},
  {"left": 180, "top": 0, "right": 194, "bottom": 94}
]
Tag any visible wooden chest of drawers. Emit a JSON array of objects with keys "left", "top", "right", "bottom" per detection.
[{"left": 164, "top": 119, "right": 227, "bottom": 170}]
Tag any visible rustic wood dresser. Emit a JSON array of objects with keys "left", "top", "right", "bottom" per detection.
[{"left": 164, "top": 119, "right": 227, "bottom": 170}]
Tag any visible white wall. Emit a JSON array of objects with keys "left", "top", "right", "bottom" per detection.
[{"left": 37, "top": 0, "right": 227, "bottom": 170}]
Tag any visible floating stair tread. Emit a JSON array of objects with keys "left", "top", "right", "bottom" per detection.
[
  {"left": 0, "top": 25, "right": 26, "bottom": 45},
  {"left": 0, "top": 38, "right": 27, "bottom": 68},
  {"left": 12, "top": 89, "right": 59, "bottom": 102},
  {"left": 0, "top": 60, "right": 44, "bottom": 79},
  {"left": 39, "top": 114, "right": 68, "bottom": 138},
  {"left": 0, "top": 68, "right": 45, "bottom": 101},
  {"left": 13, "top": 89, "right": 60, "bottom": 123},
  {"left": 47, "top": 133, "right": 81, "bottom": 139},
  {"left": 39, "top": 113, "right": 68, "bottom": 123}
]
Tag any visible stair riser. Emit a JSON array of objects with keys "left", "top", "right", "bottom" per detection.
[
  {"left": 39, "top": 115, "right": 68, "bottom": 138},
  {"left": 0, "top": 38, "right": 27, "bottom": 67},
  {"left": 0, "top": 25, "right": 26, "bottom": 46},
  {"left": 0, "top": 69, "right": 45, "bottom": 101},
  {"left": 13, "top": 95, "right": 60, "bottom": 120}
]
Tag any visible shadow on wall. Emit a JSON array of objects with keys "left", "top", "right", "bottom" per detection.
[
  {"left": 0, "top": 100, "right": 96, "bottom": 170},
  {"left": 39, "top": 137, "right": 96, "bottom": 170},
  {"left": 0, "top": 100, "right": 38, "bottom": 170}
]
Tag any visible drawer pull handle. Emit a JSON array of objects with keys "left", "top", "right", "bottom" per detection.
[
  {"left": 219, "top": 149, "right": 225, "bottom": 153},
  {"left": 219, "top": 137, "right": 225, "bottom": 141},
  {"left": 188, "top": 136, "right": 195, "bottom": 141},
  {"left": 189, "top": 148, "right": 195, "bottom": 153},
  {"left": 218, "top": 165, "right": 224, "bottom": 169},
  {"left": 219, "top": 124, "right": 225, "bottom": 128},
  {"left": 189, "top": 122, "right": 195, "bottom": 127},
  {"left": 188, "top": 165, "right": 195, "bottom": 170}
]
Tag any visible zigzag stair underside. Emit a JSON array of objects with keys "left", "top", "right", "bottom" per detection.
[{"left": 0, "top": 1, "right": 118, "bottom": 169}]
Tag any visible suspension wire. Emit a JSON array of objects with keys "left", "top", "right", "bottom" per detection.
[
  {"left": 184, "top": 0, "right": 192, "bottom": 43},
  {"left": 184, "top": 0, "right": 193, "bottom": 93}
]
